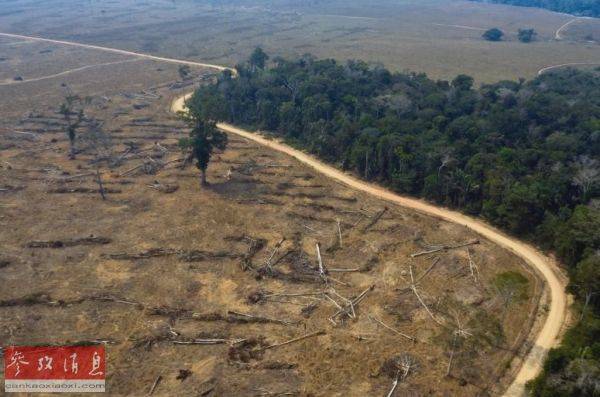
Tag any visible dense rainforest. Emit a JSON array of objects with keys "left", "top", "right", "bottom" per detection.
[
  {"left": 469, "top": 0, "right": 600, "bottom": 17},
  {"left": 188, "top": 50, "right": 600, "bottom": 396}
]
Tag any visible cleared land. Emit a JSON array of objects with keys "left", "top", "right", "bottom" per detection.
[
  {"left": 1, "top": 48, "right": 548, "bottom": 397},
  {"left": 0, "top": 0, "right": 598, "bottom": 83}
]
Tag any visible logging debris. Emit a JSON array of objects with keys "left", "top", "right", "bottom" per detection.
[
  {"left": 368, "top": 314, "right": 416, "bottom": 342},
  {"left": 362, "top": 207, "right": 388, "bottom": 232},
  {"left": 148, "top": 306, "right": 297, "bottom": 325},
  {"left": 176, "top": 369, "right": 192, "bottom": 382},
  {"left": 147, "top": 181, "right": 179, "bottom": 193},
  {"left": 172, "top": 338, "right": 246, "bottom": 345},
  {"left": 104, "top": 248, "right": 240, "bottom": 262},
  {"left": 329, "top": 284, "right": 375, "bottom": 324},
  {"left": 27, "top": 236, "right": 111, "bottom": 248},
  {"left": 411, "top": 240, "right": 479, "bottom": 258},
  {"left": 48, "top": 187, "right": 122, "bottom": 194},
  {"left": 228, "top": 337, "right": 268, "bottom": 363},
  {"left": 148, "top": 375, "right": 162, "bottom": 395},
  {"left": 261, "top": 330, "right": 325, "bottom": 351}
]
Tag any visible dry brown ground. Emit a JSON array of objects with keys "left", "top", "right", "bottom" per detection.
[{"left": 0, "top": 64, "right": 545, "bottom": 396}]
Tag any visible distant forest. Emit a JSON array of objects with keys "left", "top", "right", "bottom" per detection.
[
  {"left": 190, "top": 50, "right": 600, "bottom": 395},
  {"left": 470, "top": 0, "right": 600, "bottom": 17}
]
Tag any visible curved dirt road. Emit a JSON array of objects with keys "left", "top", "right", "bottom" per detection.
[
  {"left": 555, "top": 17, "right": 579, "bottom": 40},
  {"left": 173, "top": 94, "right": 567, "bottom": 397},
  {"left": 0, "top": 30, "right": 567, "bottom": 396},
  {"left": 555, "top": 16, "right": 595, "bottom": 40}
]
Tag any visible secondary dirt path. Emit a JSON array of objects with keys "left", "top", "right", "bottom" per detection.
[
  {"left": 555, "top": 17, "right": 580, "bottom": 40},
  {"left": 173, "top": 95, "right": 568, "bottom": 397},
  {"left": 0, "top": 30, "right": 568, "bottom": 396},
  {"left": 0, "top": 32, "right": 232, "bottom": 71},
  {"left": 554, "top": 16, "right": 595, "bottom": 40},
  {"left": 0, "top": 58, "right": 142, "bottom": 86},
  {"left": 431, "top": 23, "right": 486, "bottom": 31}
]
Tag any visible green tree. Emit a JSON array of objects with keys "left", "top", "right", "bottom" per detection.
[
  {"left": 554, "top": 206, "right": 600, "bottom": 266},
  {"left": 572, "top": 255, "right": 600, "bottom": 320},
  {"left": 249, "top": 47, "right": 269, "bottom": 71},
  {"left": 178, "top": 64, "right": 191, "bottom": 80},
  {"left": 518, "top": 28, "right": 537, "bottom": 43},
  {"left": 179, "top": 118, "right": 227, "bottom": 186},
  {"left": 483, "top": 28, "right": 504, "bottom": 41}
]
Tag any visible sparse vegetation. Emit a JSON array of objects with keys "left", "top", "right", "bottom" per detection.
[{"left": 494, "top": 271, "right": 530, "bottom": 307}]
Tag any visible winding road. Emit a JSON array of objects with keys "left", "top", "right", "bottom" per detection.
[
  {"left": 554, "top": 16, "right": 595, "bottom": 40},
  {"left": 173, "top": 95, "right": 567, "bottom": 397},
  {"left": 1, "top": 31, "right": 568, "bottom": 397}
]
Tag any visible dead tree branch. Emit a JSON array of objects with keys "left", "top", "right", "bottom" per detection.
[
  {"left": 409, "top": 265, "right": 444, "bottom": 326},
  {"left": 410, "top": 240, "right": 479, "bottom": 258},
  {"left": 330, "top": 284, "right": 375, "bottom": 324},
  {"left": 467, "top": 248, "right": 480, "bottom": 284},
  {"left": 96, "top": 167, "right": 106, "bottom": 200},
  {"left": 368, "top": 314, "right": 415, "bottom": 342},
  {"left": 227, "top": 310, "right": 297, "bottom": 326},
  {"left": 362, "top": 207, "right": 388, "bottom": 232},
  {"left": 265, "top": 237, "right": 286, "bottom": 272},
  {"left": 316, "top": 243, "right": 327, "bottom": 282},
  {"left": 262, "top": 330, "right": 325, "bottom": 351},
  {"left": 148, "top": 375, "right": 162, "bottom": 396}
]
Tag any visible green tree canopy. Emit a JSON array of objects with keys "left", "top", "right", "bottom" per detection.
[
  {"left": 483, "top": 28, "right": 504, "bottom": 41},
  {"left": 518, "top": 28, "right": 537, "bottom": 43}
]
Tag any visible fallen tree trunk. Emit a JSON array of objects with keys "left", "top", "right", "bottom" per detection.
[
  {"left": 362, "top": 207, "right": 388, "bottom": 232},
  {"left": 27, "top": 236, "right": 111, "bottom": 248},
  {"left": 48, "top": 187, "right": 121, "bottom": 194},
  {"left": 262, "top": 330, "right": 325, "bottom": 351}
]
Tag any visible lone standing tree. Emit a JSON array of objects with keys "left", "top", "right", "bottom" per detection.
[{"left": 179, "top": 100, "right": 227, "bottom": 187}]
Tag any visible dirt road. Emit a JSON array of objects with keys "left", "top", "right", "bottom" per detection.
[
  {"left": 554, "top": 16, "right": 595, "bottom": 40},
  {"left": 0, "top": 32, "right": 232, "bottom": 71},
  {"left": 0, "top": 58, "right": 142, "bottom": 86},
  {"left": 538, "top": 61, "right": 600, "bottom": 75},
  {"left": 173, "top": 94, "right": 568, "bottom": 396},
  {"left": 0, "top": 30, "right": 568, "bottom": 396}
]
